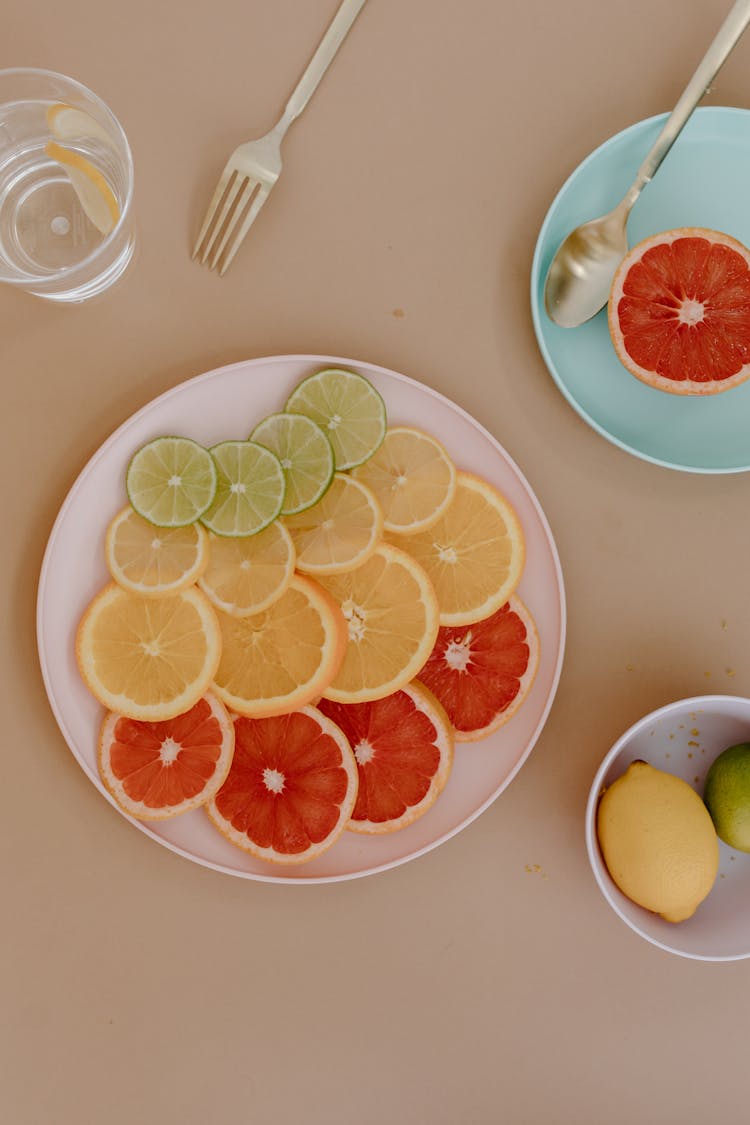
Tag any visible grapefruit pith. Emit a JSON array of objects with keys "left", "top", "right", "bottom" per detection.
[
  {"left": 98, "top": 692, "right": 234, "bottom": 819},
  {"left": 609, "top": 228, "right": 750, "bottom": 395},
  {"left": 206, "top": 707, "right": 358, "bottom": 864},
  {"left": 318, "top": 682, "right": 454, "bottom": 833},
  {"left": 417, "top": 596, "right": 539, "bottom": 742}
]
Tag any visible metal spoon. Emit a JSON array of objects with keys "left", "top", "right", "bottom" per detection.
[{"left": 544, "top": 0, "right": 750, "bottom": 328}]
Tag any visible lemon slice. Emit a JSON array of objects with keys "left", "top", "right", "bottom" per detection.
[
  {"left": 126, "top": 437, "right": 218, "bottom": 528},
  {"left": 285, "top": 368, "right": 387, "bottom": 470},
  {"left": 283, "top": 473, "right": 383, "bottom": 575},
  {"left": 250, "top": 412, "right": 334, "bottom": 515},
  {"left": 45, "top": 140, "right": 119, "bottom": 235},
  {"left": 105, "top": 506, "right": 209, "bottom": 595},
  {"left": 199, "top": 521, "right": 296, "bottom": 616},
  {"left": 201, "top": 441, "right": 286, "bottom": 537},
  {"left": 389, "top": 472, "right": 525, "bottom": 626},
  {"left": 351, "top": 426, "right": 457, "bottom": 534},
  {"left": 47, "top": 103, "right": 116, "bottom": 148}
]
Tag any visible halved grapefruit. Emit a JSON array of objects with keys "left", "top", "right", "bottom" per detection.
[
  {"left": 609, "top": 228, "right": 750, "bottom": 395},
  {"left": 318, "top": 682, "right": 453, "bottom": 833},
  {"left": 206, "top": 707, "right": 358, "bottom": 864},
  {"left": 98, "top": 692, "right": 234, "bottom": 820},
  {"left": 417, "top": 596, "right": 539, "bottom": 742}
]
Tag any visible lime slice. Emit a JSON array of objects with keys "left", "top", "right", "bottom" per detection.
[
  {"left": 126, "top": 437, "right": 217, "bottom": 527},
  {"left": 201, "top": 441, "right": 285, "bottom": 537},
  {"left": 284, "top": 368, "right": 387, "bottom": 471},
  {"left": 250, "top": 412, "right": 334, "bottom": 515}
]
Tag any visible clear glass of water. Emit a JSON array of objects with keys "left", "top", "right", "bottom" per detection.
[{"left": 0, "top": 68, "right": 134, "bottom": 302}]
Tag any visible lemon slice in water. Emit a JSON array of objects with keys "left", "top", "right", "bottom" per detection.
[{"left": 45, "top": 140, "right": 120, "bottom": 235}]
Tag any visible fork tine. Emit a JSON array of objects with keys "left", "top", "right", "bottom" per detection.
[
  {"left": 206, "top": 177, "right": 257, "bottom": 270},
  {"left": 217, "top": 184, "right": 271, "bottom": 276},
  {"left": 200, "top": 173, "right": 251, "bottom": 264},
  {"left": 192, "top": 163, "right": 236, "bottom": 260}
]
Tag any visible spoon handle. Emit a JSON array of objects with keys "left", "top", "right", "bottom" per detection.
[{"left": 627, "top": 0, "right": 750, "bottom": 202}]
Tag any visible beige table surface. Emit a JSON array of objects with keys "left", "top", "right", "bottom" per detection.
[{"left": 5, "top": 1, "right": 750, "bottom": 1121}]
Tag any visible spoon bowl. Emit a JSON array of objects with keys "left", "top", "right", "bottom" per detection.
[{"left": 543, "top": 203, "right": 629, "bottom": 327}]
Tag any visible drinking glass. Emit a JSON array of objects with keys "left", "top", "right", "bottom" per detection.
[{"left": 0, "top": 68, "right": 134, "bottom": 301}]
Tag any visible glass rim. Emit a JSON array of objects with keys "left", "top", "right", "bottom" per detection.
[{"left": 0, "top": 66, "right": 135, "bottom": 286}]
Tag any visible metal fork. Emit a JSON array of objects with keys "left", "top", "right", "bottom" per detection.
[{"left": 193, "top": 0, "right": 367, "bottom": 275}]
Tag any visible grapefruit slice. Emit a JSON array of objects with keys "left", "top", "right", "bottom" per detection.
[
  {"left": 389, "top": 472, "right": 525, "bottom": 627},
  {"left": 609, "top": 228, "right": 750, "bottom": 395},
  {"left": 76, "top": 583, "right": 222, "bottom": 721},
  {"left": 98, "top": 692, "right": 234, "bottom": 820},
  {"left": 318, "top": 682, "right": 454, "bottom": 833},
  {"left": 206, "top": 707, "right": 358, "bottom": 864},
  {"left": 315, "top": 543, "right": 440, "bottom": 704},
  {"left": 211, "top": 574, "right": 347, "bottom": 717},
  {"left": 417, "top": 596, "right": 539, "bottom": 742}
]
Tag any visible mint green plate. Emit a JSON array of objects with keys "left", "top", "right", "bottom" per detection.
[{"left": 531, "top": 107, "right": 750, "bottom": 474}]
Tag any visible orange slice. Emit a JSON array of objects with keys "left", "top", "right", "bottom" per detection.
[
  {"left": 315, "top": 543, "right": 439, "bottom": 704},
  {"left": 351, "top": 426, "right": 457, "bottom": 534},
  {"left": 45, "top": 139, "right": 120, "bottom": 234},
  {"left": 199, "top": 521, "right": 295, "bottom": 616},
  {"left": 283, "top": 473, "right": 383, "bottom": 575},
  {"left": 98, "top": 692, "right": 234, "bottom": 820},
  {"left": 206, "top": 707, "right": 358, "bottom": 864},
  {"left": 105, "top": 506, "right": 209, "bottom": 596},
  {"left": 390, "top": 472, "right": 525, "bottom": 626},
  {"left": 318, "top": 681, "right": 453, "bottom": 833},
  {"left": 76, "top": 583, "right": 222, "bottom": 721},
  {"left": 211, "top": 575, "right": 347, "bottom": 717}
]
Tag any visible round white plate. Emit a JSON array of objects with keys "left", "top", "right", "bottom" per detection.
[{"left": 37, "top": 355, "right": 566, "bottom": 883}]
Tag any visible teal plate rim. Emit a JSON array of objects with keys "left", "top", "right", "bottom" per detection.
[{"left": 530, "top": 105, "right": 750, "bottom": 475}]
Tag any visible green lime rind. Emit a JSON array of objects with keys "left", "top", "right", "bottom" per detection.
[
  {"left": 703, "top": 742, "right": 750, "bottom": 852},
  {"left": 126, "top": 436, "right": 217, "bottom": 528},
  {"left": 284, "top": 367, "right": 387, "bottom": 471},
  {"left": 250, "top": 412, "right": 335, "bottom": 516},
  {"left": 200, "top": 440, "right": 286, "bottom": 537}
]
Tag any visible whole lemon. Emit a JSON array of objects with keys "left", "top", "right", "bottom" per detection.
[
  {"left": 703, "top": 742, "right": 750, "bottom": 851},
  {"left": 596, "top": 760, "right": 719, "bottom": 923}
]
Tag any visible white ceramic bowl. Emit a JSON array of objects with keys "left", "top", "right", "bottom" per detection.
[{"left": 585, "top": 695, "right": 750, "bottom": 961}]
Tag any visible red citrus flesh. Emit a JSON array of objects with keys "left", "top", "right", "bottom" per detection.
[
  {"left": 609, "top": 228, "right": 750, "bottom": 395},
  {"left": 98, "top": 692, "right": 234, "bottom": 820},
  {"left": 318, "top": 681, "right": 453, "bottom": 833},
  {"left": 206, "top": 707, "right": 358, "bottom": 864},
  {"left": 416, "top": 596, "right": 539, "bottom": 742}
]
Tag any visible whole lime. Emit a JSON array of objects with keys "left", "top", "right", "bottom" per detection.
[{"left": 703, "top": 743, "right": 750, "bottom": 851}]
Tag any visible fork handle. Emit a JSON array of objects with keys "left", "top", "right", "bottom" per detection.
[{"left": 277, "top": 0, "right": 367, "bottom": 133}]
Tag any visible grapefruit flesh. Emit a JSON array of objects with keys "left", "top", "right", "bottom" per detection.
[
  {"left": 609, "top": 228, "right": 750, "bottom": 395},
  {"left": 207, "top": 707, "right": 358, "bottom": 864},
  {"left": 417, "top": 596, "right": 539, "bottom": 742},
  {"left": 318, "top": 681, "right": 454, "bottom": 833},
  {"left": 98, "top": 692, "right": 235, "bottom": 820}
]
